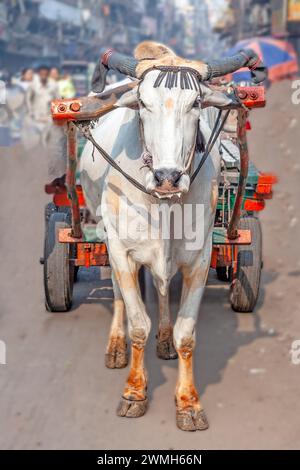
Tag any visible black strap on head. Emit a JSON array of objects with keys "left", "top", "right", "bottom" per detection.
[
  {"left": 190, "top": 110, "right": 230, "bottom": 183},
  {"left": 139, "top": 65, "right": 202, "bottom": 90}
]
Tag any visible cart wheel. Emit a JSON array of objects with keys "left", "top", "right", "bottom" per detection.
[
  {"left": 44, "top": 211, "right": 74, "bottom": 312},
  {"left": 44, "top": 203, "right": 72, "bottom": 225},
  {"left": 74, "top": 265, "right": 79, "bottom": 283},
  {"left": 216, "top": 266, "right": 232, "bottom": 282},
  {"left": 44, "top": 202, "right": 57, "bottom": 225},
  {"left": 230, "top": 216, "right": 262, "bottom": 312}
]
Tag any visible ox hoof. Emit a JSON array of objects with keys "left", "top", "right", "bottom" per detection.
[
  {"left": 156, "top": 336, "right": 178, "bottom": 360},
  {"left": 105, "top": 336, "right": 128, "bottom": 369},
  {"left": 117, "top": 397, "right": 148, "bottom": 418},
  {"left": 176, "top": 408, "right": 209, "bottom": 432}
]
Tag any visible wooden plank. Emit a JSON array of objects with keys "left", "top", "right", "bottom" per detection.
[
  {"left": 58, "top": 226, "right": 103, "bottom": 243},
  {"left": 59, "top": 227, "right": 251, "bottom": 246},
  {"left": 213, "top": 228, "right": 251, "bottom": 245}
]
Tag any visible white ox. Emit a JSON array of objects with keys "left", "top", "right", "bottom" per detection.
[{"left": 79, "top": 42, "right": 260, "bottom": 431}]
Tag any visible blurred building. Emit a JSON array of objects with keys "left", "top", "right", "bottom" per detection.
[
  {"left": 100, "top": 0, "right": 214, "bottom": 58},
  {"left": 0, "top": 0, "right": 217, "bottom": 73},
  {"left": 271, "top": 0, "right": 300, "bottom": 60},
  {"left": 212, "top": 0, "right": 271, "bottom": 46},
  {"left": 0, "top": 0, "right": 106, "bottom": 71}
]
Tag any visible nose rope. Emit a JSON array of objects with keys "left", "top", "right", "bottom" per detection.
[
  {"left": 140, "top": 150, "right": 153, "bottom": 171},
  {"left": 182, "top": 134, "right": 198, "bottom": 175},
  {"left": 138, "top": 118, "right": 155, "bottom": 173},
  {"left": 77, "top": 122, "right": 151, "bottom": 196},
  {"left": 190, "top": 109, "right": 229, "bottom": 183}
]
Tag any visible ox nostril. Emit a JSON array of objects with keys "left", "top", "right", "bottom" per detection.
[
  {"left": 154, "top": 168, "right": 182, "bottom": 187},
  {"left": 170, "top": 170, "right": 182, "bottom": 185},
  {"left": 154, "top": 170, "right": 166, "bottom": 185}
]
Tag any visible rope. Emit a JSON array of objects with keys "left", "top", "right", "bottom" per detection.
[
  {"left": 190, "top": 110, "right": 230, "bottom": 183},
  {"left": 77, "top": 124, "right": 150, "bottom": 195},
  {"left": 76, "top": 109, "right": 230, "bottom": 197}
]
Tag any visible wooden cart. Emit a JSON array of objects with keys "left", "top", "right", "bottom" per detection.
[{"left": 42, "top": 83, "right": 276, "bottom": 312}]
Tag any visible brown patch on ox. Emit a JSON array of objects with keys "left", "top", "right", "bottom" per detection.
[
  {"left": 134, "top": 41, "right": 208, "bottom": 79},
  {"left": 165, "top": 97, "right": 174, "bottom": 111},
  {"left": 176, "top": 337, "right": 200, "bottom": 410},
  {"left": 175, "top": 337, "right": 209, "bottom": 430},
  {"left": 106, "top": 175, "right": 121, "bottom": 215},
  {"left": 105, "top": 299, "right": 128, "bottom": 368},
  {"left": 114, "top": 270, "right": 138, "bottom": 290},
  {"left": 123, "top": 337, "right": 147, "bottom": 401},
  {"left": 134, "top": 41, "right": 175, "bottom": 61},
  {"left": 117, "top": 329, "right": 148, "bottom": 418},
  {"left": 210, "top": 179, "right": 219, "bottom": 212},
  {"left": 158, "top": 324, "right": 173, "bottom": 342},
  {"left": 113, "top": 298, "right": 125, "bottom": 316},
  {"left": 105, "top": 335, "right": 128, "bottom": 369},
  {"left": 157, "top": 324, "right": 178, "bottom": 360},
  {"left": 181, "top": 265, "right": 206, "bottom": 292}
]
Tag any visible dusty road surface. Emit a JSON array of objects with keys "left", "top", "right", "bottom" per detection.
[{"left": 0, "top": 81, "right": 300, "bottom": 450}]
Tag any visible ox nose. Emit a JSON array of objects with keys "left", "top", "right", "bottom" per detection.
[{"left": 154, "top": 168, "right": 182, "bottom": 187}]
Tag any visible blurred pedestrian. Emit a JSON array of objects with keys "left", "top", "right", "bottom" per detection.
[
  {"left": 58, "top": 70, "right": 76, "bottom": 99},
  {"left": 17, "top": 68, "right": 34, "bottom": 91},
  {"left": 24, "top": 65, "right": 58, "bottom": 120},
  {"left": 49, "top": 67, "right": 60, "bottom": 82},
  {"left": 23, "top": 65, "right": 67, "bottom": 189}
]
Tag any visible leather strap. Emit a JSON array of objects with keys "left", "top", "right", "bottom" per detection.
[{"left": 76, "top": 110, "right": 229, "bottom": 197}]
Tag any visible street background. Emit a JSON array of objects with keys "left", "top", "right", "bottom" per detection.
[{"left": 1, "top": 0, "right": 300, "bottom": 450}]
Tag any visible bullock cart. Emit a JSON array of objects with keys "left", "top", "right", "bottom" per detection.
[{"left": 42, "top": 82, "right": 276, "bottom": 313}]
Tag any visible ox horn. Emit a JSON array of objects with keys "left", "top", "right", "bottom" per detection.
[
  {"left": 204, "top": 49, "right": 267, "bottom": 84},
  {"left": 91, "top": 49, "right": 138, "bottom": 93}
]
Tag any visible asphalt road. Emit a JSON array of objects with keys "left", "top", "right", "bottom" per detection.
[{"left": 0, "top": 82, "right": 300, "bottom": 450}]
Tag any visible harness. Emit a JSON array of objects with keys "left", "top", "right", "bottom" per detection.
[{"left": 77, "top": 66, "right": 231, "bottom": 198}]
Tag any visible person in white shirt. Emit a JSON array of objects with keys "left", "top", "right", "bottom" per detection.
[
  {"left": 23, "top": 65, "right": 67, "bottom": 189},
  {"left": 18, "top": 68, "right": 34, "bottom": 91}
]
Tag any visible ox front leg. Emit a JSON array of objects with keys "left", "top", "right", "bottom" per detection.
[
  {"left": 105, "top": 271, "right": 128, "bottom": 369},
  {"left": 156, "top": 289, "right": 177, "bottom": 360},
  {"left": 117, "top": 329, "right": 148, "bottom": 418},
  {"left": 109, "top": 254, "right": 150, "bottom": 418},
  {"left": 173, "top": 258, "right": 210, "bottom": 432}
]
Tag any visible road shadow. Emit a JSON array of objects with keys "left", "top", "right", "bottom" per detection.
[
  {"left": 72, "top": 267, "right": 114, "bottom": 310},
  {"left": 141, "top": 268, "right": 278, "bottom": 399},
  {"left": 69, "top": 265, "right": 278, "bottom": 400}
]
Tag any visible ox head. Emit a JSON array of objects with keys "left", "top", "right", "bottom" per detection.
[{"left": 93, "top": 42, "right": 266, "bottom": 198}]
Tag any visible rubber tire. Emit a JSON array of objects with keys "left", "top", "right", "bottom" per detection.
[
  {"left": 44, "top": 211, "right": 74, "bottom": 312},
  {"left": 230, "top": 216, "right": 262, "bottom": 313},
  {"left": 216, "top": 266, "right": 232, "bottom": 282},
  {"left": 44, "top": 202, "right": 57, "bottom": 225},
  {"left": 44, "top": 203, "right": 72, "bottom": 225},
  {"left": 74, "top": 265, "right": 79, "bottom": 283}
]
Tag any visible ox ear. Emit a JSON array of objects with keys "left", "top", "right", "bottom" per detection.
[
  {"left": 200, "top": 83, "right": 239, "bottom": 109},
  {"left": 116, "top": 87, "right": 139, "bottom": 109}
]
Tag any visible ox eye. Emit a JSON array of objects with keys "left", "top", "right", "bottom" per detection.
[
  {"left": 193, "top": 97, "right": 201, "bottom": 108},
  {"left": 139, "top": 99, "right": 146, "bottom": 108}
]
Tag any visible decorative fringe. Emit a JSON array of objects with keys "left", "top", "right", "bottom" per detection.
[{"left": 153, "top": 68, "right": 200, "bottom": 91}]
